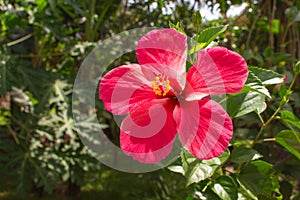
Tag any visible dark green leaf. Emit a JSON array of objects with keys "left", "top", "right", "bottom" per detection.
[
  {"left": 279, "top": 181, "right": 293, "bottom": 200},
  {"left": 211, "top": 176, "right": 238, "bottom": 200},
  {"left": 192, "top": 10, "right": 202, "bottom": 29},
  {"left": 237, "top": 161, "right": 279, "bottom": 199},
  {"left": 226, "top": 92, "right": 266, "bottom": 118},
  {"left": 231, "top": 147, "right": 262, "bottom": 163},
  {"left": 275, "top": 130, "right": 300, "bottom": 160},
  {"left": 194, "top": 187, "right": 220, "bottom": 199}
]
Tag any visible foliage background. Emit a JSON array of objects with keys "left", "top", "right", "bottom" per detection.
[{"left": 0, "top": 0, "right": 299, "bottom": 199}]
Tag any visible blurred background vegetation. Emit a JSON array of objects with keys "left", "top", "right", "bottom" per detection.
[{"left": 0, "top": 0, "right": 299, "bottom": 199}]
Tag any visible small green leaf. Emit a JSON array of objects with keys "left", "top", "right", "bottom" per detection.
[
  {"left": 211, "top": 176, "right": 238, "bottom": 200},
  {"left": 249, "top": 66, "right": 284, "bottom": 85},
  {"left": 157, "top": 0, "right": 164, "bottom": 8},
  {"left": 169, "top": 21, "right": 185, "bottom": 34},
  {"left": 293, "top": 61, "right": 300, "bottom": 73},
  {"left": 227, "top": 92, "right": 266, "bottom": 118},
  {"left": 192, "top": 10, "right": 202, "bottom": 29},
  {"left": 189, "top": 25, "right": 228, "bottom": 54},
  {"left": 195, "top": 25, "right": 228, "bottom": 48},
  {"left": 275, "top": 130, "right": 300, "bottom": 160},
  {"left": 237, "top": 161, "right": 279, "bottom": 199},
  {"left": 279, "top": 84, "right": 287, "bottom": 98},
  {"left": 231, "top": 147, "right": 263, "bottom": 163},
  {"left": 281, "top": 110, "right": 300, "bottom": 129}
]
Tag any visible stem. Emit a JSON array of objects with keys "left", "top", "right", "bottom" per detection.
[
  {"left": 267, "top": 0, "right": 276, "bottom": 66},
  {"left": 246, "top": 2, "right": 266, "bottom": 49},
  {"left": 262, "top": 138, "right": 275, "bottom": 142},
  {"left": 85, "top": 0, "right": 96, "bottom": 41},
  {"left": 7, "top": 125, "right": 20, "bottom": 144},
  {"left": 256, "top": 112, "right": 265, "bottom": 125},
  {"left": 218, "top": 96, "right": 228, "bottom": 104},
  {"left": 6, "top": 33, "right": 33, "bottom": 47},
  {"left": 92, "top": 1, "right": 113, "bottom": 39},
  {"left": 251, "top": 71, "right": 299, "bottom": 148},
  {"left": 11, "top": 115, "right": 32, "bottom": 134}
]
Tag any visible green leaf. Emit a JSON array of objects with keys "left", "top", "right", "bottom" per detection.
[
  {"left": 280, "top": 110, "right": 300, "bottom": 129},
  {"left": 237, "top": 161, "right": 279, "bottom": 199},
  {"left": 275, "top": 130, "right": 300, "bottom": 160},
  {"left": 169, "top": 21, "right": 185, "bottom": 34},
  {"left": 192, "top": 10, "right": 202, "bottom": 29},
  {"left": 231, "top": 147, "right": 263, "bottom": 163},
  {"left": 181, "top": 150, "right": 230, "bottom": 186},
  {"left": 249, "top": 66, "right": 284, "bottom": 85},
  {"left": 293, "top": 61, "right": 300, "bottom": 73},
  {"left": 227, "top": 92, "right": 266, "bottom": 118},
  {"left": 285, "top": 7, "right": 300, "bottom": 22},
  {"left": 211, "top": 176, "right": 238, "bottom": 200},
  {"left": 0, "top": 108, "right": 10, "bottom": 125},
  {"left": 196, "top": 25, "right": 228, "bottom": 45},
  {"left": 157, "top": 0, "right": 164, "bottom": 8},
  {"left": 189, "top": 25, "right": 228, "bottom": 54},
  {"left": 194, "top": 184, "right": 220, "bottom": 199},
  {"left": 279, "top": 84, "right": 287, "bottom": 98},
  {"left": 168, "top": 165, "right": 184, "bottom": 175},
  {"left": 241, "top": 71, "right": 271, "bottom": 98}
]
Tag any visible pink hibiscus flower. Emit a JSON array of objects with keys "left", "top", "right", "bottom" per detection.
[{"left": 99, "top": 28, "right": 248, "bottom": 163}]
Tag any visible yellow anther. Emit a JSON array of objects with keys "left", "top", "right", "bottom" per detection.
[{"left": 151, "top": 75, "right": 171, "bottom": 96}]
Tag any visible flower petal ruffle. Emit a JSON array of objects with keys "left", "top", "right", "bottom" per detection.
[
  {"left": 99, "top": 64, "right": 156, "bottom": 115},
  {"left": 185, "top": 47, "right": 248, "bottom": 101},
  {"left": 175, "top": 99, "right": 233, "bottom": 160},
  {"left": 120, "top": 98, "right": 177, "bottom": 163},
  {"left": 136, "top": 28, "right": 187, "bottom": 76}
]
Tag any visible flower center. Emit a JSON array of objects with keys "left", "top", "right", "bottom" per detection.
[{"left": 151, "top": 75, "right": 170, "bottom": 96}]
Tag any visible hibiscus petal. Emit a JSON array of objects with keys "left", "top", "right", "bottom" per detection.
[
  {"left": 99, "top": 64, "right": 156, "bottom": 115},
  {"left": 175, "top": 99, "right": 233, "bottom": 160},
  {"left": 185, "top": 47, "right": 248, "bottom": 101},
  {"left": 136, "top": 28, "right": 187, "bottom": 75},
  {"left": 120, "top": 98, "right": 177, "bottom": 163}
]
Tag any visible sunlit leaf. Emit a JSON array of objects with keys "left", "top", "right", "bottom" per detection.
[
  {"left": 181, "top": 150, "right": 230, "bottom": 186},
  {"left": 196, "top": 25, "right": 228, "bottom": 46},
  {"left": 169, "top": 21, "right": 185, "bottom": 34},
  {"left": 168, "top": 165, "right": 184, "bottom": 175},
  {"left": 249, "top": 66, "right": 284, "bottom": 85},
  {"left": 227, "top": 92, "right": 266, "bottom": 118},
  {"left": 280, "top": 110, "right": 300, "bottom": 129},
  {"left": 211, "top": 176, "right": 238, "bottom": 200},
  {"left": 240, "top": 71, "right": 271, "bottom": 98}
]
